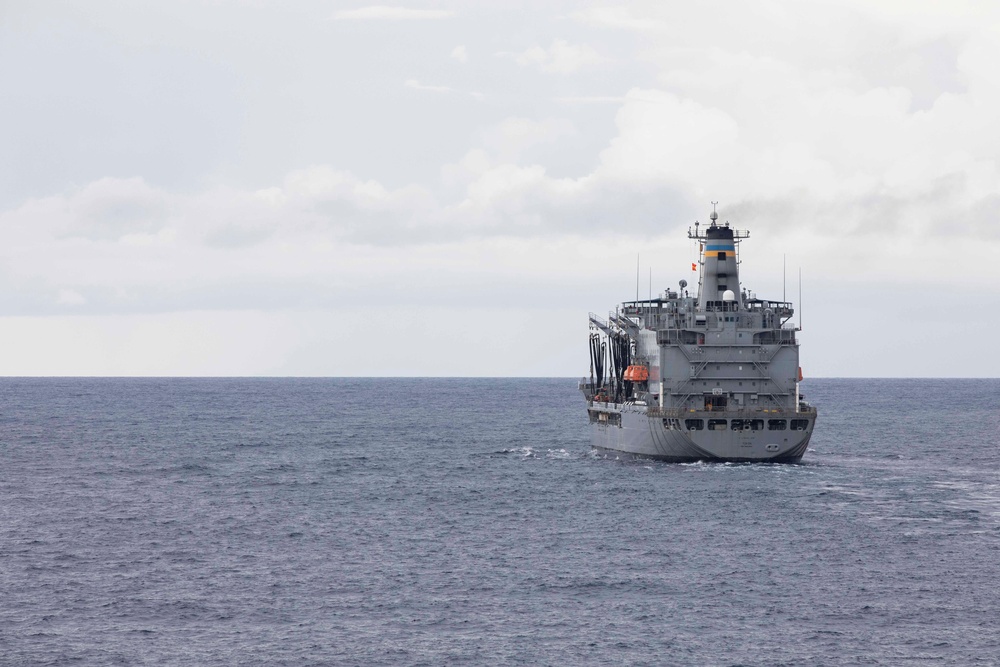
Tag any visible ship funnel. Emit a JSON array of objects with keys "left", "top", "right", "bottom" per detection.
[{"left": 688, "top": 206, "right": 749, "bottom": 312}]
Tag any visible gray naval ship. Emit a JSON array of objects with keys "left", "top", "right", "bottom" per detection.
[{"left": 580, "top": 207, "right": 817, "bottom": 462}]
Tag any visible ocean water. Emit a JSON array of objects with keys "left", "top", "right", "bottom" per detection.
[{"left": 2, "top": 378, "right": 1000, "bottom": 666}]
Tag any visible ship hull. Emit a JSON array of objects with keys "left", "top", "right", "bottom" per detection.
[{"left": 588, "top": 403, "right": 814, "bottom": 463}]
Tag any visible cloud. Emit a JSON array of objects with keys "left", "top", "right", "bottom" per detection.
[
  {"left": 404, "top": 79, "right": 453, "bottom": 93},
  {"left": 572, "top": 6, "right": 669, "bottom": 33},
  {"left": 594, "top": 90, "right": 741, "bottom": 185},
  {"left": 331, "top": 6, "right": 456, "bottom": 20},
  {"left": 500, "top": 39, "right": 606, "bottom": 74},
  {"left": 63, "top": 177, "right": 170, "bottom": 241},
  {"left": 10, "top": 0, "right": 1000, "bottom": 376}
]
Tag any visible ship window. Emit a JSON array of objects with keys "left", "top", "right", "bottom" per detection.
[
  {"left": 685, "top": 419, "right": 704, "bottom": 431},
  {"left": 768, "top": 419, "right": 787, "bottom": 430},
  {"left": 730, "top": 419, "right": 744, "bottom": 431},
  {"left": 790, "top": 419, "right": 809, "bottom": 431},
  {"left": 708, "top": 419, "right": 727, "bottom": 431},
  {"left": 748, "top": 419, "right": 763, "bottom": 431},
  {"left": 718, "top": 252, "right": 727, "bottom": 261}
]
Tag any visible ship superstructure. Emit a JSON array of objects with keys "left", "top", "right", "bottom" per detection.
[{"left": 580, "top": 207, "right": 816, "bottom": 462}]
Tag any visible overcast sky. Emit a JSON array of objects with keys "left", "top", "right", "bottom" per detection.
[{"left": 1, "top": 0, "right": 998, "bottom": 376}]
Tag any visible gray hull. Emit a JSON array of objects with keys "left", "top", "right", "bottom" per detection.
[{"left": 588, "top": 403, "right": 814, "bottom": 462}]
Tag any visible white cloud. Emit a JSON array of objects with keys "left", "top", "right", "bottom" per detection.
[
  {"left": 4, "top": 146, "right": 1000, "bottom": 375},
  {"left": 572, "top": 6, "right": 669, "bottom": 33},
  {"left": 9, "top": 0, "right": 1000, "bottom": 376},
  {"left": 591, "top": 89, "right": 741, "bottom": 187},
  {"left": 404, "top": 79, "right": 453, "bottom": 93},
  {"left": 64, "top": 177, "right": 170, "bottom": 240},
  {"left": 441, "top": 149, "right": 492, "bottom": 189},
  {"left": 502, "top": 39, "right": 606, "bottom": 74},
  {"left": 331, "top": 6, "right": 456, "bottom": 20}
]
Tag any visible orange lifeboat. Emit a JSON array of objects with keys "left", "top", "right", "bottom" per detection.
[{"left": 623, "top": 365, "right": 649, "bottom": 382}]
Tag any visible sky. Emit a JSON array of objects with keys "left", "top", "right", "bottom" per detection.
[{"left": 1, "top": 0, "right": 999, "bottom": 377}]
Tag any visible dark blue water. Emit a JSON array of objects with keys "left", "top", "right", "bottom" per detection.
[{"left": 2, "top": 378, "right": 1000, "bottom": 665}]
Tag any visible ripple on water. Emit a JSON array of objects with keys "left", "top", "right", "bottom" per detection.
[{"left": 2, "top": 377, "right": 1000, "bottom": 665}]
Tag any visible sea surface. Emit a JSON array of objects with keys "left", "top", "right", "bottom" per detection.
[{"left": 2, "top": 378, "right": 1000, "bottom": 666}]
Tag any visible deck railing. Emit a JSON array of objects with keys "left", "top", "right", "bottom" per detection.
[{"left": 646, "top": 405, "right": 816, "bottom": 418}]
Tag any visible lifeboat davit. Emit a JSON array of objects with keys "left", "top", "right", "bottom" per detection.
[{"left": 623, "top": 365, "right": 649, "bottom": 382}]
